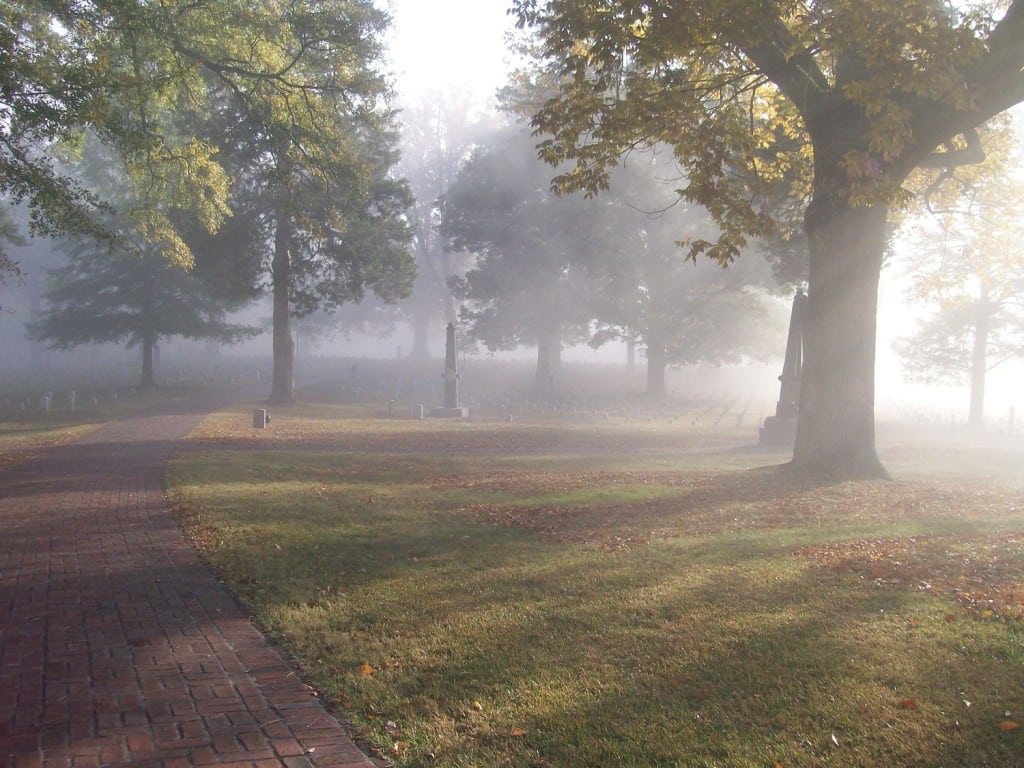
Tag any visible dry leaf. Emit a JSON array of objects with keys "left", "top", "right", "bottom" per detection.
[
  {"left": 998, "top": 721, "right": 1021, "bottom": 731},
  {"left": 472, "top": 700, "right": 483, "bottom": 711},
  {"left": 898, "top": 699, "right": 917, "bottom": 709},
  {"left": 357, "top": 663, "right": 374, "bottom": 676},
  {"left": 510, "top": 728, "right": 527, "bottom": 737}
]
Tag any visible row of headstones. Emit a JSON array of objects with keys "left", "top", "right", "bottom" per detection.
[
  {"left": 1, "top": 387, "right": 135, "bottom": 416},
  {"left": 4, "top": 369, "right": 272, "bottom": 415},
  {"left": 899, "top": 405, "right": 1018, "bottom": 431},
  {"left": 379, "top": 391, "right": 763, "bottom": 427}
]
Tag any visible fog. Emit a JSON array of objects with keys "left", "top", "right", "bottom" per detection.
[
  {"left": 2, "top": 249, "right": 1019, "bottom": 435},
  {"left": 1, "top": 0, "right": 1021, "bottom": 441}
]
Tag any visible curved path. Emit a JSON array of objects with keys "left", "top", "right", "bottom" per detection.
[{"left": 0, "top": 394, "right": 381, "bottom": 768}]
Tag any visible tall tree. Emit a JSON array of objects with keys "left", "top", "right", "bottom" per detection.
[
  {"left": 163, "top": 0, "right": 415, "bottom": 403},
  {"left": 513, "top": 0, "right": 1024, "bottom": 478},
  {"left": 0, "top": 205, "right": 26, "bottom": 308},
  {"left": 4, "top": 1, "right": 413, "bottom": 403},
  {"left": 442, "top": 123, "right": 605, "bottom": 398},
  {"left": 586, "top": 151, "right": 783, "bottom": 396},
  {"left": 396, "top": 92, "right": 497, "bottom": 359},
  {"left": 895, "top": 174, "right": 1024, "bottom": 429},
  {"left": 28, "top": 233, "right": 256, "bottom": 390}
]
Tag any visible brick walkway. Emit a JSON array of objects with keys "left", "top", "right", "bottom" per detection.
[{"left": 0, "top": 395, "right": 381, "bottom": 768}]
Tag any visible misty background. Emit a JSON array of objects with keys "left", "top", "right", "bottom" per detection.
[{"left": 1, "top": 0, "right": 1021, "bottom": 432}]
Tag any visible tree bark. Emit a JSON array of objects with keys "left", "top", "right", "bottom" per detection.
[
  {"left": 791, "top": 198, "right": 889, "bottom": 480},
  {"left": 270, "top": 217, "right": 295, "bottom": 404},
  {"left": 968, "top": 286, "right": 990, "bottom": 430},
  {"left": 140, "top": 334, "right": 156, "bottom": 391},
  {"left": 533, "top": 326, "right": 562, "bottom": 400},
  {"left": 645, "top": 336, "right": 667, "bottom": 398}
]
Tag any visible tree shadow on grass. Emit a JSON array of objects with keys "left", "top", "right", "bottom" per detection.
[
  {"left": 165, "top": 442, "right": 1024, "bottom": 767},
  {"left": 379, "top": 559, "right": 1024, "bottom": 768}
]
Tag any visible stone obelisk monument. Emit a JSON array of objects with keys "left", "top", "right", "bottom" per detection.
[{"left": 431, "top": 322, "right": 468, "bottom": 417}]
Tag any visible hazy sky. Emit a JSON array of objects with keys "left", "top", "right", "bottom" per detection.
[{"left": 383, "top": 0, "right": 514, "bottom": 102}]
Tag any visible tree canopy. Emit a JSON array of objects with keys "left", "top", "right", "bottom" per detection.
[
  {"left": 588, "top": 151, "right": 784, "bottom": 396},
  {"left": 28, "top": 234, "right": 256, "bottom": 390},
  {"left": 1, "top": 0, "right": 240, "bottom": 264},
  {"left": 442, "top": 123, "right": 610, "bottom": 397}
]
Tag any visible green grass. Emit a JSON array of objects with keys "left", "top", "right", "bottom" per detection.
[{"left": 168, "top": 406, "right": 1024, "bottom": 767}]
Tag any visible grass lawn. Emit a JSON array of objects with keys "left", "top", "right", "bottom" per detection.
[{"left": 169, "top": 402, "right": 1024, "bottom": 767}]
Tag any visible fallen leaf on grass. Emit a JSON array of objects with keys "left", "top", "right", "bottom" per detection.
[
  {"left": 510, "top": 728, "right": 527, "bottom": 737},
  {"left": 800, "top": 530, "right": 1024, "bottom": 620},
  {"left": 357, "top": 663, "right": 374, "bottom": 676},
  {"left": 898, "top": 699, "right": 917, "bottom": 709},
  {"left": 472, "top": 700, "right": 483, "bottom": 711},
  {"left": 998, "top": 721, "right": 1021, "bottom": 731}
]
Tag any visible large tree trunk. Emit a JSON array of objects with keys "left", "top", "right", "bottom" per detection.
[
  {"left": 791, "top": 198, "right": 889, "bottom": 479},
  {"left": 140, "top": 334, "right": 156, "bottom": 391},
  {"left": 645, "top": 336, "right": 667, "bottom": 398},
  {"left": 270, "top": 218, "right": 295, "bottom": 404},
  {"left": 968, "top": 286, "right": 990, "bottom": 430},
  {"left": 533, "top": 326, "right": 562, "bottom": 400}
]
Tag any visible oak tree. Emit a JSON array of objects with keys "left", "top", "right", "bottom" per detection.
[{"left": 513, "top": 0, "right": 1024, "bottom": 478}]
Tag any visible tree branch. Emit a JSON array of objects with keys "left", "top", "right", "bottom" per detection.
[
  {"left": 739, "top": 12, "right": 829, "bottom": 124},
  {"left": 918, "top": 127, "right": 985, "bottom": 170},
  {"left": 901, "top": 2, "right": 1024, "bottom": 176},
  {"left": 964, "top": 0, "right": 1024, "bottom": 120}
]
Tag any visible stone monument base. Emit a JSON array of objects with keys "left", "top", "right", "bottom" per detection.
[
  {"left": 759, "top": 415, "right": 797, "bottom": 446},
  {"left": 430, "top": 406, "right": 469, "bottom": 419}
]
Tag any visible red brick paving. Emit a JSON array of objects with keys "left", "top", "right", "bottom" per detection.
[{"left": 0, "top": 396, "right": 382, "bottom": 767}]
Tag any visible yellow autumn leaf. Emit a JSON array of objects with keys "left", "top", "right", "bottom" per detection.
[
  {"left": 357, "top": 663, "right": 374, "bottom": 676},
  {"left": 472, "top": 700, "right": 483, "bottom": 711},
  {"left": 511, "top": 728, "right": 527, "bottom": 737}
]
